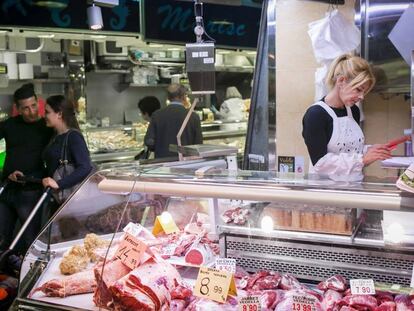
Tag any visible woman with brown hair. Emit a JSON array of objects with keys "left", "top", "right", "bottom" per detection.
[{"left": 42, "top": 95, "right": 92, "bottom": 202}]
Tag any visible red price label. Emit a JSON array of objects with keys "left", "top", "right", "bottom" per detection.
[
  {"left": 292, "top": 295, "right": 316, "bottom": 311},
  {"left": 239, "top": 296, "right": 261, "bottom": 311},
  {"left": 350, "top": 279, "right": 376, "bottom": 295}
]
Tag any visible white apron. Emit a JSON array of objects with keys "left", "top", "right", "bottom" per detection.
[{"left": 309, "top": 101, "right": 365, "bottom": 181}]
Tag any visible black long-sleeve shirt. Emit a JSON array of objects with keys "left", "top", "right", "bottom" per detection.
[
  {"left": 0, "top": 116, "right": 53, "bottom": 181},
  {"left": 302, "top": 102, "right": 360, "bottom": 165},
  {"left": 144, "top": 103, "right": 203, "bottom": 158},
  {"left": 43, "top": 130, "right": 92, "bottom": 189}
]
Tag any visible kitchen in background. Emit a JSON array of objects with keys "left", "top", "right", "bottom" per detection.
[{"left": 0, "top": 0, "right": 262, "bottom": 164}]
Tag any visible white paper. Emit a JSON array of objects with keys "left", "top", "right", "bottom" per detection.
[
  {"left": 350, "top": 279, "right": 376, "bottom": 295},
  {"left": 215, "top": 258, "right": 236, "bottom": 274},
  {"left": 381, "top": 157, "right": 414, "bottom": 167}
]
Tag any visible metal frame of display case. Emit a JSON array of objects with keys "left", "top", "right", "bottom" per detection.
[{"left": 12, "top": 169, "right": 414, "bottom": 310}]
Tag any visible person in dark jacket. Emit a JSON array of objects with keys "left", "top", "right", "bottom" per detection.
[
  {"left": 144, "top": 84, "right": 203, "bottom": 159},
  {"left": 42, "top": 95, "right": 92, "bottom": 207},
  {"left": 0, "top": 83, "right": 53, "bottom": 252}
]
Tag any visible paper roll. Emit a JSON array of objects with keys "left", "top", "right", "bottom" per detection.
[
  {"left": 3, "top": 52, "right": 17, "bottom": 64},
  {"left": 7, "top": 63, "right": 18, "bottom": 80},
  {"left": 18, "top": 63, "right": 34, "bottom": 80}
]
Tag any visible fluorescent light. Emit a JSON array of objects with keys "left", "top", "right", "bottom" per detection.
[
  {"left": 246, "top": 51, "right": 256, "bottom": 55},
  {"left": 261, "top": 216, "right": 274, "bottom": 232},
  {"left": 90, "top": 35, "right": 107, "bottom": 39},
  {"left": 218, "top": 51, "right": 231, "bottom": 54},
  {"left": 149, "top": 43, "right": 164, "bottom": 48},
  {"left": 37, "top": 34, "right": 55, "bottom": 38},
  {"left": 168, "top": 48, "right": 181, "bottom": 51}
]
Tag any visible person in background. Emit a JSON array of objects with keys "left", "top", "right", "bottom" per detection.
[
  {"left": 219, "top": 86, "right": 246, "bottom": 121},
  {"left": 0, "top": 83, "right": 53, "bottom": 252},
  {"left": 42, "top": 95, "right": 92, "bottom": 211},
  {"left": 144, "top": 83, "right": 203, "bottom": 159},
  {"left": 138, "top": 96, "right": 161, "bottom": 122},
  {"left": 302, "top": 54, "right": 391, "bottom": 181}
]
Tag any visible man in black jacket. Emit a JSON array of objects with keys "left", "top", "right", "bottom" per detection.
[
  {"left": 0, "top": 83, "right": 53, "bottom": 252},
  {"left": 144, "top": 84, "right": 203, "bottom": 159}
]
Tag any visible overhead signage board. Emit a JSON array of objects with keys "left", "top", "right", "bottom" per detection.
[
  {"left": 143, "top": 0, "right": 262, "bottom": 49},
  {"left": 0, "top": 0, "right": 140, "bottom": 34}
]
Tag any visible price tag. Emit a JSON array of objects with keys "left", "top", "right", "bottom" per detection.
[
  {"left": 215, "top": 258, "right": 236, "bottom": 274},
  {"left": 115, "top": 233, "right": 147, "bottom": 269},
  {"left": 152, "top": 214, "right": 179, "bottom": 235},
  {"left": 350, "top": 279, "right": 376, "bottom": 295},
  {"left": 123, "top": 222, "right": 143, "bottom": 237},
  {"left": 194, "top": 266, "right": 237, "bottom": 303},
  {"left": 239, "top": 296, "right": 261, "bottom": 311},
  {"left": 292, "top": 295, "right": 316, "bottom": 311},
  {"left": 161, "top": 243, "right": 177, "bottom": 256},
  {"left": 411, "top": 263, "right": 414, "bottom": 288}
]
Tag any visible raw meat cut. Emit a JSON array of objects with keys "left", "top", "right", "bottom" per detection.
[
  {"left": 93, "top": 259, "right": 131, "bottom": 309},
  {"left": 184, "top": 242, "right": 214, "bottom": 266},
  {"left": 279, "top": 273, "right": 302, "bottom": 290},
  {"left": 395, "top": 294, "right": 414, "bottom": 310},
  {"left": 221, "top": 207, "right": 249, "bottom": 225},
  {"left": 30, "top": 269, "right": 96, "bottom": 298},
  {"left": 110, "top": 259, "right": 181, "bottom": 310},
  {"left": 170, "top": 299, "right": 187, "bottom": 311},
  {"left": 375, "top": 301, "right": 396, "bottom": 311},
  {"left": 185, "top": 296, "right": 238, "bottom": 311},
  {"left": 338, "top": 294, "right": 378, "bottom": 310},
  {"left": 322, "top": 289, "right": 343, "bottom": 311},
  {"left": 318, "top": 274, "right": 347, "bottom": 292},
  {"left": 376, "top": 291, "right": 394, "bottom": 305}
]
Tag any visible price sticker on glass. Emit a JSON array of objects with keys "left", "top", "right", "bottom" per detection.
[
  {"left": 215, "top": 258, "right": 236, "bottom": 274},
  {"left": 194, "top": 266, "right": 237, "bottom": 303},
  {"left": 292, "top": 295, "right": 317, "bottom": 311},
  {"left": 239, "top": 296, "right": 261, "bottom": 311},
  {"left": 350, "top": 279, "right": 376, "bottom": 295},
  {"left": 115, "top": 232, "right": 147, "bottom": 270}
]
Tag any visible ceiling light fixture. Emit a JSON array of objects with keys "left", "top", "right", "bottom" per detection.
[{"left": 87, "top": 4, "right": 104, "bottom": 30}]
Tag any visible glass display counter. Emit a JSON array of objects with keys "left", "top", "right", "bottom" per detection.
[{"left": 13, "top": 166, "right": 414, "bottom": 310}]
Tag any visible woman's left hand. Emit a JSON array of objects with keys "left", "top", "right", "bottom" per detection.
[{"left": 42, "top": 177, "right": 59, "bottom": 189}]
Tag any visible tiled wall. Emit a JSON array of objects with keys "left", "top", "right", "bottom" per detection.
[{"left": 275, "top": 0, "right": 410, "bottom": 178}]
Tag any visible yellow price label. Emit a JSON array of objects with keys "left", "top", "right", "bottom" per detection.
[
  {"left": 152, "top": 213, "right": 179, "bottom": 235},
  {"left": 194, "top": 266, "right": 237, "bottom": 304},
  {"left": 115, "top": 233, "right": 147, "bottom": 270}
]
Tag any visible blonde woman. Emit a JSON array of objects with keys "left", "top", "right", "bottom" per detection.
[{"left": 302, "top": 54, "right": 391, "bottom": 181}]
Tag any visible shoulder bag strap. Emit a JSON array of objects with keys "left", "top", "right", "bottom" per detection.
[{"left": 60, "top": 130, "right": 73, "bottom": 163}]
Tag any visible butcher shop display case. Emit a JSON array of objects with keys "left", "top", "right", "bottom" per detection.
[{"left": 14, "top": 166, "right": 414, "bottom": 310}]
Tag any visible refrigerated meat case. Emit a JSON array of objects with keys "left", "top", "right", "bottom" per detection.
[{"left": 14, "top": 166, "right": 414, "bottom": 310}]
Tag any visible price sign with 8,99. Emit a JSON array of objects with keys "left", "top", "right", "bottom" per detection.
[
  {"left": 239, "top": 296, "right": 261, "bottom": 311},
  {"left": 292, "top": 295, "right": 316, "bottom": 311},
  {"left": 194, "top": 266, "right": 237, "bottom": 303},
  {"left": 350, "top": 279, "right": 376, "bottom": 295}
]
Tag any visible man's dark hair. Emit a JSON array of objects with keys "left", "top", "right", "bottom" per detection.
[
  {"left": 13, "top": 83, "right": 37, "bottom": 106},
  {"left": 138, "top": 96, "right": 161, "bottom": 117},
  {"left": 167, "top": 83, "right": 187, "bottom": 102}
]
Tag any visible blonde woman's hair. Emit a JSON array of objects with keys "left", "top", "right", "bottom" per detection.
[{"left": 326, "top": 54, "right": 376, "bottom": 94}]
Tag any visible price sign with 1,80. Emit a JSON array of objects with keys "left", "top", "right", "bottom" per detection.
[
  {"left": 194, "top": 266, "right": 237, "bottom": 303},
  {"left": 292, "top": 295, "right": 316, "bottom": 311},
  {"left": 239, "top": 296, "right": 261, "bottom": 311},
  {"left": 115, "top": 232, "right": 147, "bottom": 270},
  {"left": 350, "top": 279, "right": 376, "bottom": 295}
]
